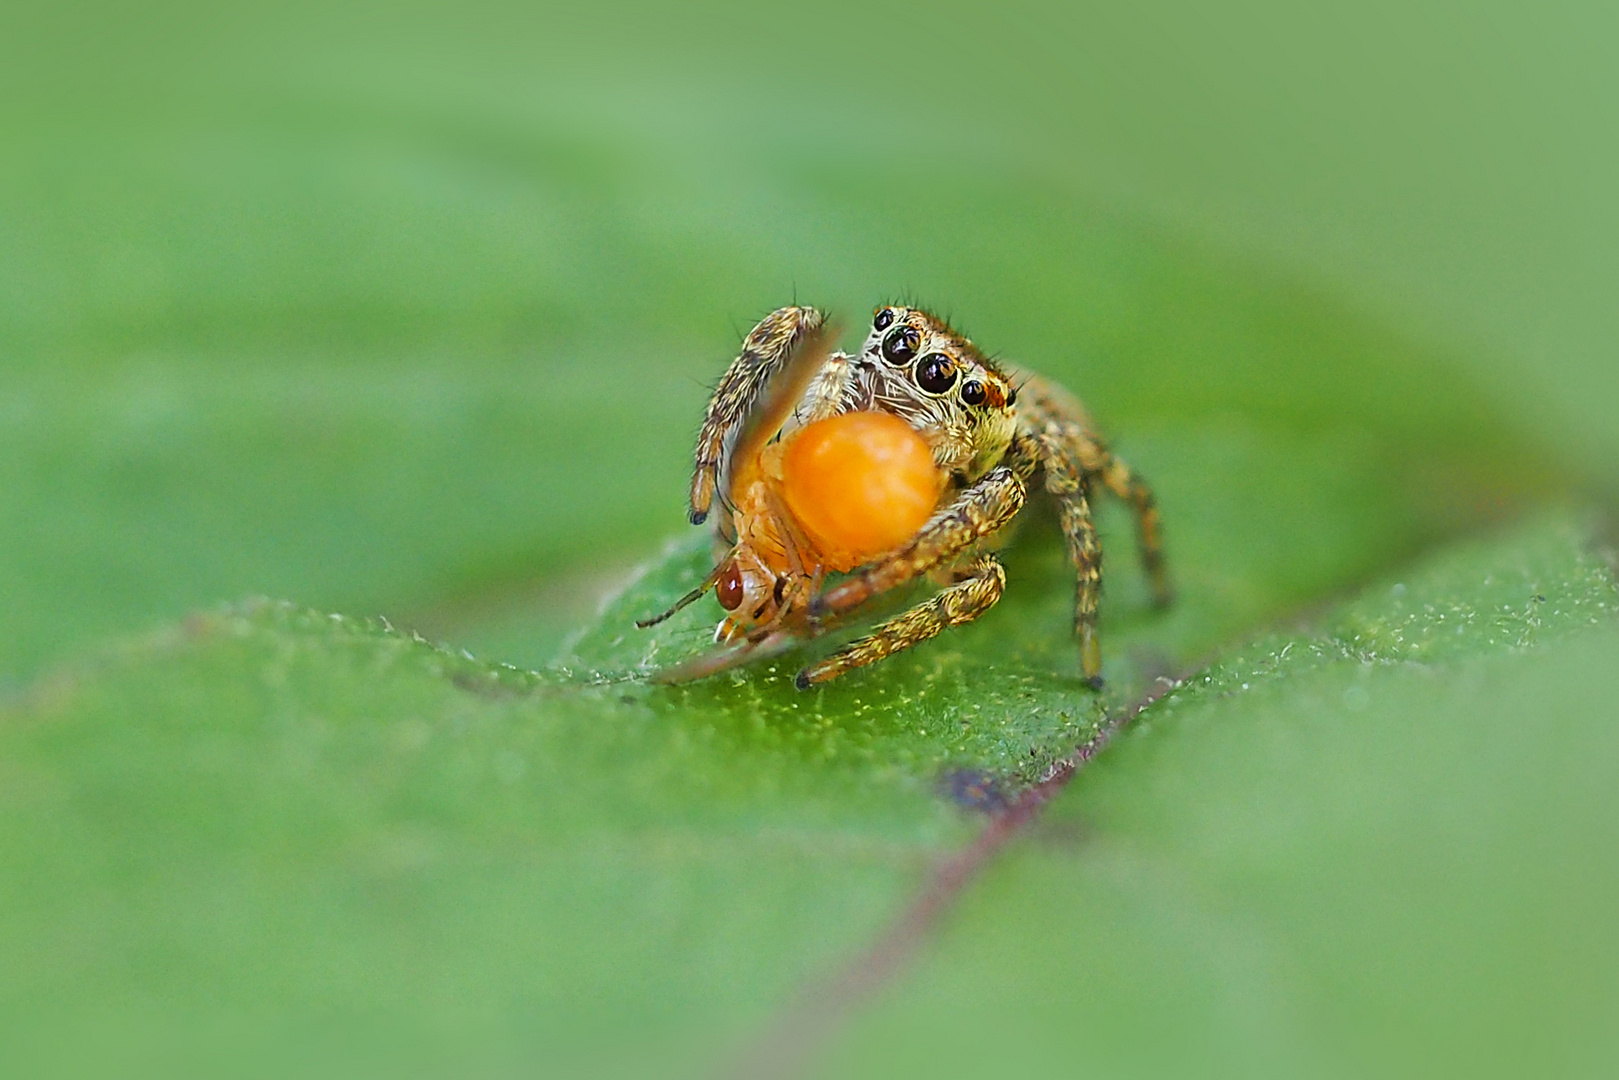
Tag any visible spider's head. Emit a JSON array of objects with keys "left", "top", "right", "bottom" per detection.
[{"left": 860, "top": 305, "right": 1019, "bottom": 480}]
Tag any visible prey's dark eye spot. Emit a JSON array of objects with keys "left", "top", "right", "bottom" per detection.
[
  {"left": 961, "top": 380, "right": 987, "bottom": 406},
  {"left": 881, "top": 326, "right": 920, "bottom": 365},
  {"left": 873, "top": 307, "right": 894, "bottom": 331},
  {"left": 716, "top": 563, "right": 744, "bottom": 610},
  {"left": 916, "top": 353, "right": 957, "bottom": 394},
  {"left": 772, "top": 576, "right": 787, "bottom": 604}
]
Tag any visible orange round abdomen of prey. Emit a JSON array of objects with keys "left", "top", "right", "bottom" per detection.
[{"left": 781, "top": 411, "right": 945, "bottom": 571}]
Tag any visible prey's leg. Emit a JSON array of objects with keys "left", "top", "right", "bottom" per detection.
[
  {"left": 635, "top": 563, "right": 726, "bottom": 628},
  {"left": 797, "top": 555, "right": 1005, "bottom": 687}
]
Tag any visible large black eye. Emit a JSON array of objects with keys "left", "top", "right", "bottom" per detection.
[
  {"left": 916, "top": 353, "right": 957, "bottom": 394},
  {"left": 961, "top": 380, "right": 987, "bottom": 406},
  {"left": 881, "top": 325, "right": 920, "bottom": 365},
  {"left": 873, "top": 307, "right": 894, "bottom": 331}
]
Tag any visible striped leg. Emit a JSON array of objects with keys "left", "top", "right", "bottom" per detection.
[
  {"left": 688, "top": 306, "right": 827, "bottom": 525},
  {"left": 1095, "top": 450, "right": 1170, "bottom": 607},
  {"left": 797, "top": 555, "right": 1005, "bottom": 687},
  {"left": 1041, "top": 442, "right": 1105, "bottom": 688},
  {"left": 808, "top": 465, "right": 1027, "bottom": 623}
]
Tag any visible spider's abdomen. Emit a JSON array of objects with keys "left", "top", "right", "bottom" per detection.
[{"left": 781, "top": 411, "right": 945, "bottom": 572}]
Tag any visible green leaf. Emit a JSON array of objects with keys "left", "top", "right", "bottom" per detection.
[
  {"left": 3, "top": 513, "right": 1613, "bottom": 1078},
  {"left": 4, "top": 12, "right": 1615, "bottom": 1076},
  {"left": 825, "top": 512, "right": 1619, "bottom": 1079},
  {"left": 0, "top": 114, "right": 1596, "bottom": 1077},
  {"left": 0, "top": 603, "right": 957, "bottom": 1077}
]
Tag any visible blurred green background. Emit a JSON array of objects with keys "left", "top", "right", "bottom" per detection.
[{"left": 1, "top": 2, "right": 1616, "bottom": 1078}]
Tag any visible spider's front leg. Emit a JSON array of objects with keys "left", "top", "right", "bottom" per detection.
[
  {"left": 809, "top": 464, "right": 1027, "bottom": 622},
  {"left": 688, "top": 306, "right": 827, "bottom": 525},
  {"left": 796, "top": 463, "right": 1029, "bottom": 687},
  {"left": 796, "top": 555, "right": 1005, "bottom": 688}
]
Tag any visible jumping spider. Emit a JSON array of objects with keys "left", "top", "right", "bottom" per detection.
[{"left": 639, "top": 304, "right": 1170, "bottom": 688}]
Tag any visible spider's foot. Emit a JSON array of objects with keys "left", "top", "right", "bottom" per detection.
[
  {"left": 1079, "top": 628, "right": 1103, "bottom": 689},
  {"left": 1084, "top": 674, "right": 1106, "bottom": 692}
]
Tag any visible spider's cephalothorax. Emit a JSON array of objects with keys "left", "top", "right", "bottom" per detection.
[
  {"left": 637, "top": 304, "right": 1170, "bottom": 688},
  {"left": 799, "top": 305, "right": 1020, "bottom": 483}
]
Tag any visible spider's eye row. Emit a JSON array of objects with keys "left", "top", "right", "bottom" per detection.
[
  {"left": 881, "top": 325, "right": 920, "bottom": 366},
  {"left": 1006, "top": 385, "right": 1018, "bottom": 407},
  {"left": 716, "top": 562, "right": 744, "bottom": 610},
  {"left": 961, "top": 380, "right": 987, "bottom": 406},
  {"left": 916, "top": 353, "right": 957, "bottom": 394},
  {"left": 873, "top": 307, "right": 895, "bottom": 331}
]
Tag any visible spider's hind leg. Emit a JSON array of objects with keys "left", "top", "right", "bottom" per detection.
[
  {"left": 796, "top": 555, "right": 1006, "bottom": 688},
  {"left": 1039, "top": 441, "right": 1106, "bottom": 688},
  {"left": 1093, "top": 449, "right": 1171, "bottom": 608}
]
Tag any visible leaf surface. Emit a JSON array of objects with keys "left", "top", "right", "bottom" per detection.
[
  {"left": 2, "top": 16, "right": 1614, "bottom": 1076},
  {"left": 826, "top": 513, "right": 1619, "bottom": 1079}
]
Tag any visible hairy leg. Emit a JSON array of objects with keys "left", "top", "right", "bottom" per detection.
[
  {"left": 808, "top": 465, "right": 1027, "bottom": 622},
  {"left": 796, "top": 555, "right": 1006, "bottom": 687},
  {"left": 1015, "top": 373, "right": 1169, "bottom": 609},
  {"left": 1086, "top": 442, "right": 1171, "bottom": 607},
  {"left": 688, "top": 306, "right": 827, "bottom": 525},
  {"left": 1039, "top": 439, "right": 1106, "bottom": 687}
]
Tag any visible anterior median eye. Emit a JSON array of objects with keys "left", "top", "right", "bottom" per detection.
[
  {"left": 915, "top": 353, "right": 957, "bottom": 393},
  {"left": 881, "top": 326, "right": 920, "bottom": 365}
]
